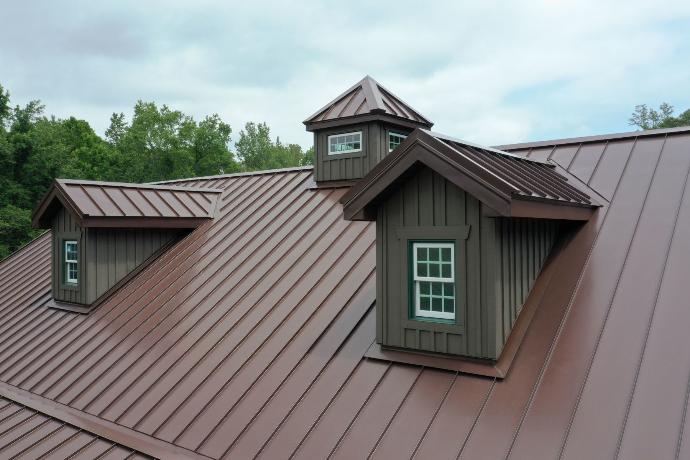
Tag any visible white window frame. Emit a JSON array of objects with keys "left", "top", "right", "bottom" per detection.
[
  {"left": 412, "top": 242, "right": 455, "bottom": 320},
  {"left": 64, "top": 240, "right": 78, "bottom": 285},
  {"left": 388, "top": 132, "right": 407, "bottom": 152},
  {"left": 328, "top": 131, "right": 362, "bottom": 155}
]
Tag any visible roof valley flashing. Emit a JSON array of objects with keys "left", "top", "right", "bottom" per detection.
[
  {"left": 31, "top": 179, "right": 222, "bottom": 312},
  {"left": 309, "top": 77, "right": 599, "bottom": 374}
]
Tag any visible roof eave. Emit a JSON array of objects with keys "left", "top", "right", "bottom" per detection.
[{"left": 305, "top": 113, "right": 433, "bottom": 132}]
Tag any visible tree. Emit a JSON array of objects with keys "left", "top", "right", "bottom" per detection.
[
  {"left": 236, "top": 122, "right": 312, "bottom": 171},
  {"left": 629, "top": 103, "right": 690, "bottom": 130},
  {"left": 108, "top": 101, "right": 240, "bottom": 182}
]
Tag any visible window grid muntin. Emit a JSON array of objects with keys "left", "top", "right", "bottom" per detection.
[
  {"left": 412, "top": 242, "right": 455, "bottom": 320},
  {"left": 64, "top": 240, "right": 78, "bottom": 285},
  {"left": 388, "top": 132, "right": 407, "bottom": 152},
  {"left": 328, "top": 131, "right": 362, "bottom": 155}
]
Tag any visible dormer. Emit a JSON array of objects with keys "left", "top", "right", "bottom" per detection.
[
  {"left": 32, "top": 179, "right": 221, "bottom": 313},
  {"left": 341, "top": 129, "right": 600, "bottom": 374},
  {"left": 304, "top": 76, "right": 433, "bottom": 184}
]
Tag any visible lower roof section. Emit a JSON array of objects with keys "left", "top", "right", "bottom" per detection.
[
  {"left": 1, "top": 126, "right": 690, "bottom": 460},
  {"left": 0, "top": 393, "right": 150, "bottom": 460}
]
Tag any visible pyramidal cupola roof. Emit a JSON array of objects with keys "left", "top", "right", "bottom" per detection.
[{"left": 304, "top": 75, "right": 433, "bottom": 130}]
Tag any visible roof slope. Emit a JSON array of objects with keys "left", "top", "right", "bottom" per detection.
[
  {"left": 342, "top": 129, "right": 597, "bottom": 221},
  {"left": 32, "top": 179, "right": 221, "bottom": 228},
  {"left": 1, "top": 127, "right": 690, "bottom": 459},
  {"left": 304, "top": 75, "right": 433, "bottom": 129},
  {"left": 0, "top": 396, "right": 151, "bottom": 459}
]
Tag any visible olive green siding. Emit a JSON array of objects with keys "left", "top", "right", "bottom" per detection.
[
  {"left": 377, "top": 166, "right": 558, "bottom": 360},
  {"left": 51, "top": 208, "right": 181, "bottom": 306},
  {"left": 314, "top": 122, "right": 413, "bottom": 182}
]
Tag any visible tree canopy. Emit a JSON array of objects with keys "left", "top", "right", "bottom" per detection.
[
  {"left": 0, "top": 83, "right": 313, "bottom": 259},
  {"left": 629, "top": 103, "right": 690, "bottom": 130}
]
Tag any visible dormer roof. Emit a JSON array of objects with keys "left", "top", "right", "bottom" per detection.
[
  {"left": 304, "top": 75, "right": 433, "bottom": 131},
  {"left": 341, "top": 129, "right": 599, "bottom": 221},
  {"left": 32, "top": 179, "right": 222, "bottom": 229}
]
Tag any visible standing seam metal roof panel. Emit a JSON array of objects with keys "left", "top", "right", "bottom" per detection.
[{"left": 1, "top": 127, "right": 690, "bottom": 459}]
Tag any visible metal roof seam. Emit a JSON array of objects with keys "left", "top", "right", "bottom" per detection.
[
  {"left": 14, "top": 175, "right": 299, "bottom": 396},
  {"left": 554, "top": 136, "right": 666, "bottom": 459},
  {"left": 323, "top": 363, "right": 395, "bottom": 459},
  {"left": 78, "top": 189, "right": 342, "bottom": 418},
  {"left": 43, "top": 175, "right": 315, "bottom": 404},
  {"left": 613, "top": 143, "right": 690, "bottom": 458},
  {"left": 178, "top": 235, "right": 376, "bottom": 450}
]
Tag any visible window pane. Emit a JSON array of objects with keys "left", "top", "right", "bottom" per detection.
[
  {"left": 429, "top": 248, "right": 439, "bottom": 261},
  {"left": 420, "top": 296, "right": 430, "bottom": 311},
  {"left": 431, "top": 297, "right": 442, "bottom": 312},
  {"left": 443, "top": 298, "right": 454, "bottom": 313},
  {"left": 417, "top": 247, "right": 427, "bottom": 261},
  {"left": 429, "top": 263, "right": 439, "bottom": 277},
  {"left": 441, "top": 247, "right": 451, "bottom": 261},
  {"left": 441, "top": 263, "right": 451, "bottom": 278},
  {"left": 418, "top": 263, "right": 427, "bottom": 277},
  {"left": 420, "top": 282, "right": 430, "bottom": 295},
  {"left": 431, "top": 282, "right": 442, "bottom": 296},
  {"left": 443, "top": 282, "right": 454, "bottom": 297}
]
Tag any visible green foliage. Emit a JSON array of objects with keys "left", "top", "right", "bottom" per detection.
[
  {"left": 0, "top": 83, "right": 311, "bottom": 260},
  {"left": 629, "top": 103, "right": 690, "bottom": 130},
  {"left": 0, "top": 205, "right": 41, "bottom": 259},
  {"left": 236, "top": 122, "right": 313, "bottom": 171}
]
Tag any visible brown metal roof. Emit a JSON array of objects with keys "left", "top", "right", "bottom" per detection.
[
  {"left": 342, "top": 128, "right": 598, "bottom": 221},
  {"left": 0, "top": 395, "right": 151, "bottom": 459},
  {"left": 1, "top": 126, "right": 690, "bottom": 459},
  {"left": 32, "top": 179, "right": 222, "bottom": 229},
  {"left": 304, "top": 75, "right": 433, "bottom": 130}
]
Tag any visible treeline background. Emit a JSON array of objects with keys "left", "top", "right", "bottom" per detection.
[
  {"left": 0, "top": 83, "right": 312, "bottom": 258},
  {"left": 0, "top": 80, "right": 687, "bottom": 260}
]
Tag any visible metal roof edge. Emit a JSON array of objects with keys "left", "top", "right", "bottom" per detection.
[
  {"left": 152, "top": 165, "right": 314, "bottom": 184},
  {"left": 495, "top": 125, "right": 690, "bottom": 151},
  {"left": 57, "top": 178, "right": 223, "bottom": 193},
  {"left": 0, "top": 381, "right": 211, "bottom": 459}
]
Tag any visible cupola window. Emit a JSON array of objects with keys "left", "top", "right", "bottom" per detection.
[
  {"left": 389, "top": 132, "right": 407, "bottom": 152},
  {"left": 328, "top": 131, "right": 362, "bottom": 155},
  {"left": 412, "top": 241, "right": 455, "bottom": 321}
]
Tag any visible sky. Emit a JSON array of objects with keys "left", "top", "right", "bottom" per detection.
[{"left": 1, "top": 0, "right": 690, "bottom": 149}]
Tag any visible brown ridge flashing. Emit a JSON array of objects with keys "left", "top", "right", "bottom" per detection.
[
  {"left": 152, "top": 165, "right": 315, "bottom": 185},
  {"left": 0, "top": 381, "right": 212, "bottom": 460},
  {"left": 495, "top": 125, "right": 690, "bottom": 151},
  {"left": 56, "top": 178, "right": 223, "bottom": 194}
]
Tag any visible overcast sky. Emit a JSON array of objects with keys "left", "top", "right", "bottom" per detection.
[{"left": 2, "top": 0, "right": 690, "bottom": 148}]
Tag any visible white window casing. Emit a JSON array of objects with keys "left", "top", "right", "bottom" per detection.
[{"left": 328, "top": 131, "right": 362, "bottom": 155}]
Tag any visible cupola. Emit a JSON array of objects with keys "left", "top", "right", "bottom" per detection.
[
  {"left": 304, "top": 75, "right": 433, "bottom": 184},
  {"left": 340, "top": 129, "right": 600, "bottom": 375},
  {"left": 32, "top": 179, "right": 221, "bottom": 312}
]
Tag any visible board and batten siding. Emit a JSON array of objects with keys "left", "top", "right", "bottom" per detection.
[
  {"left": 51, "top": 207, "right": 181, "bottom": 306},
  {"left": 377, "top": 166, "right": 558, "bottom": 360},
  {"left": 314, "top": 122, "right": 412, "bottom": 182},
  {"left": 83, "top": 227, "right": 180, "bottom": 304},
  {"left": 51, "top": 207, "right": 85, "bottom": 304}
]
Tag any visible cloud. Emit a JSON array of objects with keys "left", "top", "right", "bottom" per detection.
[{"left": 1, "top": 0, "right": 689, "bottom": 148}]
